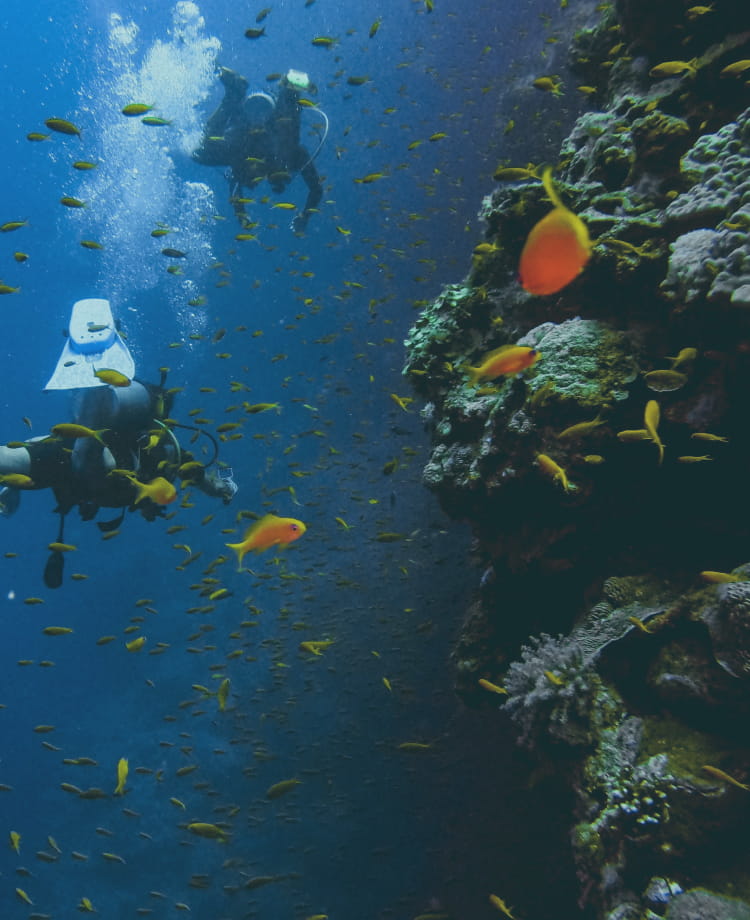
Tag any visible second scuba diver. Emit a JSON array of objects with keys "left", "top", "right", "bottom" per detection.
[{"left": 192, "top": 67, "right": 326, "bottom": 232}]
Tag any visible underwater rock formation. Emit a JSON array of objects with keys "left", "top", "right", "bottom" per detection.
[{"left": 405, "top": 0, "right": 750, "bottom": 917}]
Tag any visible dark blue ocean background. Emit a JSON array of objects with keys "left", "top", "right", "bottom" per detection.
[{"left": 0, "top": 0, "right": 590, "bottom": 916}]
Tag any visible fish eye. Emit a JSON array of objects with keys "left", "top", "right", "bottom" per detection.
[{"left": 290, "top": 524, "right": 298, "bottom": 531}]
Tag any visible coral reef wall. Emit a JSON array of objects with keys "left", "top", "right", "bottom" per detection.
[{"left": 406, "top": 0, "right": 750, "bottom": 917}]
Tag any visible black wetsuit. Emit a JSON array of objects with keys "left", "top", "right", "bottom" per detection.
[{"left": 193, "top": 80, "right": 323, "bottom": 227}]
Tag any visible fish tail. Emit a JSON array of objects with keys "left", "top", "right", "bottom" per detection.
[
  {"left": 226, "top": 542, "right": 246, "bottom": 571},
  {"left": 541, "top": 166, "right": 564, "bottom": 210},
  {"left": 464, "top": 365, "right": 482, "bottom": 387}
]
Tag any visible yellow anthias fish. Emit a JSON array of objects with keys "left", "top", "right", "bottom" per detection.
[
  {"left": 9, "top": 830, "right": 21, "bottom": 853},
  {"left": 187, "top": 822, "right": 230, "bottom": 841},
  {"left": 643, "top": 399, "right": 664, "bottom": 464},
  {"left": 112, "top": 470, "right": 177, "bottom": 506},
  {"left": 50, "top": 423, "right": 108, "bottom": 444},
  {"left": 114, "top": 757, "right": 128, "bottom": 796},
  {"left": 299, "top": 639, "right": 335, "bottom": 656},
  {"left": 217, "top": 678, "right": 230, "bottom": 712},
  {"left": 93, "top": 367, "right": 131, "bottom": 387}
]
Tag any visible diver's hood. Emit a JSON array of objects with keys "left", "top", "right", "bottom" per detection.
[{"left": 45, "top": 298, "right": 135, "bottom": 391}]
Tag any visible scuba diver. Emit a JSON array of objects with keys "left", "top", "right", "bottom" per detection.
[
  {"left": 0, "top": 298, "right": 238, "bottom": 588},
  {"left": 192, "top": 67, "right": 327, "bottom": 232}
]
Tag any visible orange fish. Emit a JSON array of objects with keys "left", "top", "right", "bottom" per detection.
[
  {"left": 519, "top": 167, "right": 591, "bottom": 295},
  {"left": 226, "top": 514, "right": 306, "bottom": 569},
  {"left": 131, "top": 475, "right": 177, "bottom": 506},
  {"left": 465, "top": 345, "right": 540, "bottom": 386}
]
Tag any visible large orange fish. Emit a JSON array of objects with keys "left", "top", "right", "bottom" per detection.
[
  {"left": 465, "top": 344, "right": 541, "bottom": 386},
  {"left": 519, "top": 167, "right": 591, "bottom": 296},
  {"left": 226, "top": 514, "right": 306, "bottom": 569}
]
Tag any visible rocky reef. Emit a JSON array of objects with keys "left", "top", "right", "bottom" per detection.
[{"left": 405, "top": 0, "right": 750, "bottom": 916}]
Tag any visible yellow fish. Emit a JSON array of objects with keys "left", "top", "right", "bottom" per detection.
[
  {"left": 93, "top": 368, "right": 131, "bottom": 387},
  {"left": 114, "top": 757, "right": 128, "bottom": 795},
  {"left": 643, "top": 399, "right": 664, "bottom": 464}
]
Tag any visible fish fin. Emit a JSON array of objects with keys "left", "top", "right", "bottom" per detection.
[{"left": 541, "top": 166, "right": 565, "bottom": 210}]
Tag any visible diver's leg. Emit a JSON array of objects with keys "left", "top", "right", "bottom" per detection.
[{"left": 193, "top": 68, "right": 248, "bottom": 165}]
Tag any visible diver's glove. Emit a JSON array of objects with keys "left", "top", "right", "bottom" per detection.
[
  {"left": 291, "top": 213, "right": 308, "bottom": 234},
  {"left": 218, "top": 66, "right": 248, "bottom": 99},
  {"left": 202, "top": 468, "right": 238, "bottom": 505}
]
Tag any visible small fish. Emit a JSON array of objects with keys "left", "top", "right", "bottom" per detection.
[
  {"left": 533, "top": 75, "right": 563, "bottom": 95},
  {"left": 667, "top": 347, "right": 697, "bottom": 369},
  {"left": 125, "top": 636, "right": 147, "bottom": 652},
  {"left": 9, "top": 830, "right": 21, "bottom": 853},
  {"left": 701, "top": 764, "right": 750, "bottom": 790},
  {"left": 15, "top": 888, "right": 34, "bottom": 905},
  {"left": 217, "top": 678, "right": 230, "bottom": 711},
  {"left": 42, "top": 626, "right": 74, "bottom": 635},
  {"left": 311, "top": 36, "right": 337, "bottom": 47},
  {"left": 720, "top": 60, "right": 750, "bottom": 77},
  {"left": 51, "top": 422, "right": 107, "bottom": 443},
  {"left": 691, "top": 432, "right": 727, "bottom": 443},
  {"left": 141, "top": 116, "right": 172, "bottom": 126},
  {"left": 369, "top": 17, "right": 382, "bottom": 37},
  {"left": 643, "top": 400, "right": 664, "bottom": 464},
  {"left": 161, "top": 248, "right": 186, "bottom": 258},
  {"left": 700, "top": 570, "right": 744, "bottom": 584},
  {"left": 685, "top": 3, "right": 713, "bottom": 18},
  {"left": 346, "top": 75, "right": 370, "bottom": 86},
  {"left": 299, "top": 639, "right": 335, "bottom": 656},
  {"left": 649, "top": 59, "right": 697, "bottom": 78},
  {"left": 26, "top": 132, "right": 50, "bottom": 141},
  {"left": 489, "top": 894, "right": 516, "bottom": 919},
  {"left": 536, "top": 453, "right": 571, "bottom": 492},
  {"left": 45, "top": 117, "right": 81, "bottom": 136},
  {"left": 0, "top": 283, "right": 20, "bottom": 295},
  {"left": 479, "top": 678, "right": 508, "bottom": 695},
  {"left": 617, "top": 428, "right": 652, "bottom": 442},
  {"left": 80, "top": 239, "right": 104, "bottom": 250},
  {"left": 557, "top": 415, "right": 604, "bottom": 441},
  {"left": 0, "top": 473, "right": 35, "bottom": 488},
  {"left": 244, "top": 26, "right": 266, "bottom": 38},
  {"left": 72, "top": 160, "right": 97, "bottom": 170},
  {"left": 677, "top": 455, "right": 712, "bottom": 463},
  {"left": 493, "top": 166, "right": 539, "bottom": 182},
  {"left": 101, "top": 851, "right": 127, "bottom": 864},
  {"left": 114, "top": 757, "right": 128, "bottom": 795},
  {"left": 60, "top": 197, "right": 86, "bottom": 208},
  {"left": 0, "top": 220, "right": 29, "bottom": 232},
  {"left": 93, "top": 368, "right": 131, "bottom": 387},
  {"left": 266, "top": 778, "right": 301, "bottom": 799},
  {"left": 390, "top": 393, "right": 414, "bottom": 411},
  {"left": 186, "top": 822, "right": 230, "bottom": 841},
  {"left": 122, "top": 103, "right": 154, "bottom": 116}
]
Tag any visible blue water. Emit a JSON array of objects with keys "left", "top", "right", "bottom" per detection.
[{"left": 0, "top": 0, "right": 586, "bottom": 916}]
